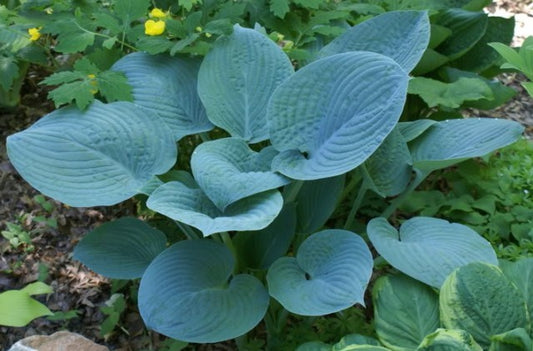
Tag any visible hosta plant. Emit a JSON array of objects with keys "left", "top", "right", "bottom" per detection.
[
  {"left": 298, "top": 258, "right": 533, "bottom": 350},
  {"left": 6, "top": 10, "right": 526, "bottom": 347}
]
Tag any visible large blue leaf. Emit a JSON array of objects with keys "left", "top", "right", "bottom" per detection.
[
  {"left": 362, "top": 127, "right": 412, "bottom": 197},
  {"left": 318, "top": 11, "right": 430, "bottom": 72},
  {"left": 146, "top": 181, "right": 283, "bottom": 236},
  {"left": 139, "top": 239, "right": 269, "bottom": 343},
  {"left": 268, "top": 52, "right": 408, "bottom": 180},
  {"left": 295, "top": 175, "right": 345, "bottom": 233},
  {"left": 73, "top": 217, "right": 167, "bottom": 279},
  {"left": 233, "top": 204, "right": 297, "bottom": 270},
  {"left": 367, "top": 217, "right": 498, "bottom": 288},
  {"left": 6, "top": 101, "right": 176, "bottom": 207},
  {"left": 112, "top": 52, "right": 212, "bottom": 140},
  {"left": 409, "top": 118, "right": 524, "bottom": 172},
  {"left": 267, "top": 229, "right": 373, "bottom": 315},
  {"left": 197, "top": 25, "right": 294, "bottom": 142},
  {"left": 191, "top": 138, "right": 290, "bottom": 211}
]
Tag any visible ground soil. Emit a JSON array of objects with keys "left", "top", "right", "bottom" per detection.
[{"left": 1, "top": 1, "right": 532, "bottom": 350}]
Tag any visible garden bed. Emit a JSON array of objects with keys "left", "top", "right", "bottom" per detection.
[{"left": 1, "top": 0, "right": 532, "bottom": 350}]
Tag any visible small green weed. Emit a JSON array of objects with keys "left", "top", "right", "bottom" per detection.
[{"left": 100, "top": 293, "right": 127, "bottom": 339}]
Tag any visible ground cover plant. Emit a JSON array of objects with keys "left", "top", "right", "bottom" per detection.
[
  {"left": 3, "top": 0, "right": 533, "bottom": 349},
  {"left": 399, "top": 138, "right": 533, "bottom": 260}
]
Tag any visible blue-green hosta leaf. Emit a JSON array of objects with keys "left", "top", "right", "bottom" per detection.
[
  {"left": 373, "top": 274, "right": 440, "bottom": 350},
  {"left": 233, "top": 204, "right": 297, "bottom": 270},
  {"left": 453, "top": 16, "right": 515, "bottom": 73},
  {"left": 363, "top": 127, "right": 412, "bottom": 197},
  {"left": 318, "top": 11, "right": 430, "bottom": 72},
  {"left": 397, "top": 120, "right": 436, "bottom": 142},
  {"left": 435, "top": 9, "right": 488, "bottom": 60},
  {"left": 138, "top": 239, "right": 269, "bottom": 343},
  {"left": 417, "top": 329, "right": 483, "bottom": 351},
  {"left": 6, "top": 101, "right": 176, "bottom": 207},
  {"left": 267, "top": 230, "right": 373, "bottom": 316},
  {"left": 112, "top": 52, "right": 212, "bottom": 140},
  {"left": 489, "top": 328, "right": 532, "bottom": 351},
  {"left": 440, "top": 262, "right": 530, "bottom": 348},
  {"left": 191, "top": 138, "right": 290, "bottom": 211},
  {"left": 146, "top": 181, "right": 283, "bottom": 236},
  {"left": 367, "top": 217, "right": 497, "bottom": 288},
  {"left": 295, "top": 175, "right": 345, "bottom": 233},
  {"left": 409, "top": 118, "right": 524, "bottom": 172},
  {"left": 411, "top": 48, "right": 450, "bottom": 75},
  {"left": 197, "top": 24, "right": 294, "bottom": 142},
  {"left": 268, "top": 52, "right": 409, "bottom": 180},
  {"left": 73, "top": 217, "right": 167, "bottom": 279},
  {"left": 500, "top": 258, "right": 533, "bottom": 330}
]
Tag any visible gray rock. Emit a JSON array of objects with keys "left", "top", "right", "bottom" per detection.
[{"left": 8, "top": 331, "right": 109, "bottom": 351}]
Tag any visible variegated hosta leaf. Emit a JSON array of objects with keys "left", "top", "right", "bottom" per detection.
[
  {"left": 6, "top": 101, "right": 177, "bottom": 207},
  {"left": 267, "top": 230, "right": 373, "bottom": 316},
  {"left": 191, "top": 138, "right": 290, "bottom": 211},
  {"left": 440, "top": 262, "right": 530, "bottom": 348},
  {"left": 500, "top": 258, "right": 533, "bottom": 329},
  {"left": 197, "top": 24, "right": 294, "bottom": 142},
  {"left": 410, "top": 118, "right": 524, "bottom": 172},
  {"left": 318, "top": 10, "right": 430, "bottom": 72},
  {"left": 111, "top": 52, "right": 212, "bottom": 140},
  {"left": 268, "top": 51, "right": 409, "bottom": 180},
  {"left": 146, "top": 181, "right": 283, "bottom": 236},
  {"left": 363, "top": 127, "right": 412, "bottom": 197},
  {"left": 367, "top": 217, "right": 497, "bottom": 288},
  {"left": 139, "top": 239, "right": 269, "bottom": 343},
  {"left": 417, "top": 329, "right": 483, "bottom": 351}
]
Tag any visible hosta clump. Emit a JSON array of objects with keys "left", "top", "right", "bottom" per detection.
[{"left": 6, "top": 10, "right": 526, "bottom": 346}]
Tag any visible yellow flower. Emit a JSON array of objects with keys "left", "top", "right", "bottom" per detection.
[
  {"left": 145, "top": 19, "right": 166, "bottom": 36},
  {"left": 28, "top": 27, "right": 41, "bottom": 41},
  {"left": 149, "top": 8, "right": 167, "bottom": 19}
]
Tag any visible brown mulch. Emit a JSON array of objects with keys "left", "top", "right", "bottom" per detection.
[{"left": 1, "top": 1, "right": 532, "bottom": 350}]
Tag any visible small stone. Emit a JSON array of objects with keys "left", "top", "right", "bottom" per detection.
[{"left": 8, "top": 331, "right": 109, "bottom": 351}]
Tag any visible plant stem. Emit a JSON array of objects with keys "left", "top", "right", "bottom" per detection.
[
  {"left": 220, "top": 231, "right": 235, "bottom": 254},
  {"left": 176, "top": 221, "right": 200, "bottom": 240},
  {"left": 199, "top": 132, "right": 210, "bottom": 142},
  {"left": 344, "top": 180, "right": 368, "bottom": 230},
  {"left": 340, "top": 169, "right": 363, "bottom": 204},
  {"left": 283, "top": 180, "right": 304, "bottom": 203},
  {"left": 73, "top": 20, "right": 137, "bottom": 51},
  {"left": 380, "top": 169, "right": 429, "bottom": 219}
]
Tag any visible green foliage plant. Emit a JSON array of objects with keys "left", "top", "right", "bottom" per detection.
[
  {"left": 2, "top": 0, "right": 516, "bottom": 117},
  {"left": 490, "top": 36, "right": 533, "bottom": 97},
  {"left": 5, "top": 7, "right": 527, "bottom": 350},
  {"left": 399, "top": 138, "right": 533, "bottom": 260},
  {"left": 0, "top": 281, "right": 53, "bottom": 327}
]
